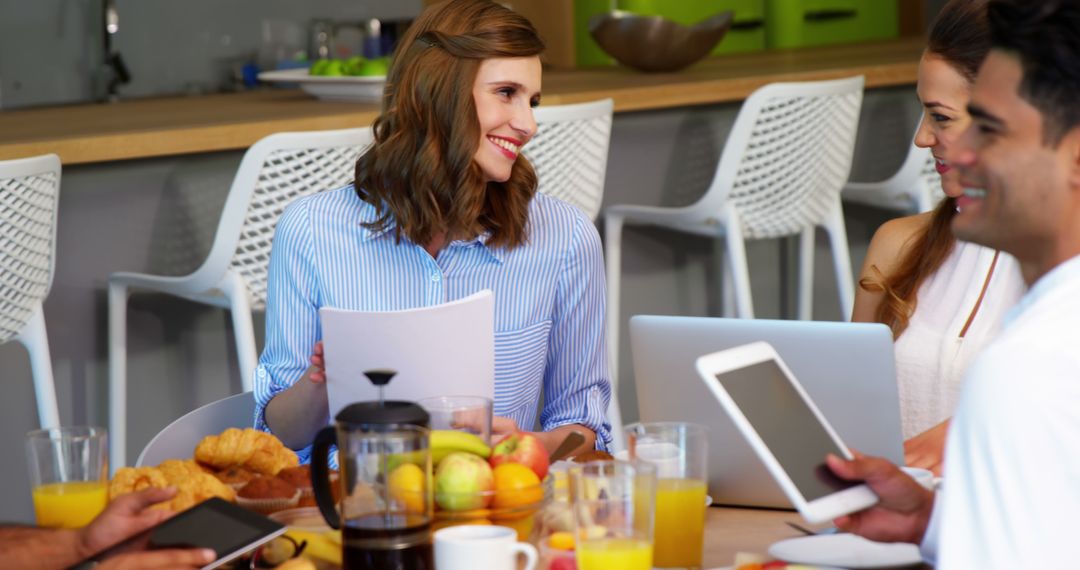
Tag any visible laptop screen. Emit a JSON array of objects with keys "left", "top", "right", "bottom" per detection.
[{"left": 712, "top": 358, "right": 857, "bottom": 501}]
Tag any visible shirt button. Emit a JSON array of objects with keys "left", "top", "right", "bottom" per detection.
[{"left": 431, "top": 273, "right": 441, "bottom": 282}]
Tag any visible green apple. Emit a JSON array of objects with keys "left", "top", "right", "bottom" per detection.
[
  {"left": 323, "top": 59, "right": 345, "bottom": 77},
  {"left": 343, "top": 56, "right": 365, "bottom": 76},
  {"left": 309, "top": 59, "right": 331, "bottom": 76},
  {"left": 434, "top": 452, "right": 493, "bottom": 511},
  {"left": 356, "top": 57, "right": 390, "bottom": 77}
]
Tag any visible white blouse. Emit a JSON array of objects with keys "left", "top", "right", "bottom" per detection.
[{"left": 893, "top": 240, "right": 1026, "bottom": 439}]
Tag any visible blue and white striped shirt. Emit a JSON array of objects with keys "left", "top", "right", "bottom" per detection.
[{"left": 253, "top": 185, "right": 612, "bottom": 461}]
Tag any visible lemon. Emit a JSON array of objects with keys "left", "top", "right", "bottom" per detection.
[{"left": 388, "top": 463, "right": 426, "bottom": 514}]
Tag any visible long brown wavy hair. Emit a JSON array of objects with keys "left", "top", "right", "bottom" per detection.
[
  {"left": 861, "top": 0, "right": 990, "bottom": 337},
  {"left": 354, "top": 0, "right": 544, "bottom": 250}
]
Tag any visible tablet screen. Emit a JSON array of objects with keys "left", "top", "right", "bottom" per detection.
[
  {"left": 713, "top": 358, "right": 857, "bottom": 501},
  {"left": 150, "top": 503, "right": 273, "bottom": 554}
]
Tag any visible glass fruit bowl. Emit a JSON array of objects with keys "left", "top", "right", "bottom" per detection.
[{"left": 432, "top": 476, "right": 553, "bottom": 540}]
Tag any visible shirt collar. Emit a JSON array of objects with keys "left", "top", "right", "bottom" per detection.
[
  {"left": 354, "top": 190, "right": 505, "bottom": 264},
  {"left": 1003, "top": 253, "right": 1080, "bottom": 327}
]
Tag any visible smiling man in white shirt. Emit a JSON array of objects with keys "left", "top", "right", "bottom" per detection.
[{"left": 824, "top": 0, "right": 1080, "bottom": 567}]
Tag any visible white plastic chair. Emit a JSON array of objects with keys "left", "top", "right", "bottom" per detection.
[
  {"left": 109, "top": 127, "right": 373, "bottom": 469},
  {"left": 524, "top": 98, "right": 620, "bottom": 448},
  {"left": 842, "top": 137, "right": 943, "bottom": 213},
  {"left": 0, "top": 154, "right": 62, "bottom": 429},
  {"left": 137, "top": 392, "right": 255, "bottom": 467},
  {"left": 524, "top": 98, "right": 614, "bottom": 220},
  {"left": 605, "top": 76, "right": 865, "bottom": 391}
]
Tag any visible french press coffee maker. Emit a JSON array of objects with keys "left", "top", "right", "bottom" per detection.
[{"left": 311, "top": 370, "right": 434, "bottom": 570}]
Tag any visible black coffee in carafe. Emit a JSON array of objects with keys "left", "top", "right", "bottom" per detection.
[
  {"left": 343, "top": 512, "right": 433, "bottom": 570},
  {"left": 311, "top": 370, "right": 434, "bottom": 570}
]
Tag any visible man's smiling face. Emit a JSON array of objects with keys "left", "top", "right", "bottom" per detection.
[{"left": 947, "top": 50, "right": 1080, "bottom": 282}]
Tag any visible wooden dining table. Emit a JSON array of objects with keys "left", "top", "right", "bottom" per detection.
[{"left": 702, "top": 505, "right": 819, "bottom": 568}]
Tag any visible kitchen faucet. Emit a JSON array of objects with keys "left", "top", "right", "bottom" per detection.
[{"left": 102, "top": 0, "right": 130, "bottom": 101}]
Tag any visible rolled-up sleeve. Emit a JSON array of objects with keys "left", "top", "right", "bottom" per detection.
[
  {"left": 540, "top": 211, "right": 613, "bottom": 450},
  {"left": 253, "top": 197, "right": 322, "bottom": 458}
]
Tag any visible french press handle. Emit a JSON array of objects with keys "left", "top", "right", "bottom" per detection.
[{"left": 310, "top": 426, "right": 341, "bottom": 529}]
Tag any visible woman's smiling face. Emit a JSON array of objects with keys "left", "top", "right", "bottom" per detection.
[
  {"left": 914, "top": 51, "right": 974, "bottom": 198},
  {"left": 472, "top": 56, "right": 542, "bottom": 183}
]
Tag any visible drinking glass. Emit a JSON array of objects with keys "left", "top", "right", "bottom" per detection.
[
  {"left": 625, "top": 422, "right": 708, "bottom": 569},
  {"left": 569, "top": 460, "right": 656, "bottom": 570},
  {"left": 25, "top": 426, "right": 109, "bottom": 528},
  {"left": 417, "top": 396, "right": 493, "bottom": 444}
]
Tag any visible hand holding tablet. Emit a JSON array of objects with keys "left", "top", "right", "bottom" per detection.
[
  {"left": 695, "top": 342, "right": 879, "bottom": 524},
  {"left": 83, "top": 497, "right": 286, "bottom": 569}
]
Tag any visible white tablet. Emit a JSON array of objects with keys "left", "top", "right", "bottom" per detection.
[{"left": 695, "top": 341, "right": 878, "bottom": 523}]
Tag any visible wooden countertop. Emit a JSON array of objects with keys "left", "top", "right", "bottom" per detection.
[{"left": 0, "top": 37, "right": 922, "bottom": 165}]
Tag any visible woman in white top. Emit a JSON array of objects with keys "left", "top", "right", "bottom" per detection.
[{"left": 852, "top": 0, "right": 1025, "bottom": 475}]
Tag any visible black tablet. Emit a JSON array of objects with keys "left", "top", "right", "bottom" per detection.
[{"left": 85, "top": 497, "right": 287, "bottom": 569}]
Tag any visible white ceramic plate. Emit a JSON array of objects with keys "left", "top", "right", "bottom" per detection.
[
  {"left": 258, "top": 68, "right": 386, "bottom": 102},
  {"left": 768, "top": 534, "right": 923, "bottom": 569}
]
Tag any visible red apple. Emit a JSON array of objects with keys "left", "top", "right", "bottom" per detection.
[{"left": 489, "top": 432, "right": 550, "bottom": 480}]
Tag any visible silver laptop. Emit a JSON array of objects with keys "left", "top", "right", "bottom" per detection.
[{"left": 629, "top": 315, "right": 903, "bottom": 509}]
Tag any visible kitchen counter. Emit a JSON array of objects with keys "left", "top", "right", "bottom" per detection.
[{"left": 0, "top": 37, "right": 922, "bottom": 165}]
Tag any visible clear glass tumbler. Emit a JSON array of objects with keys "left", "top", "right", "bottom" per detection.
[
  {"left": 624, "top": 422, "right": 709, "bottom": 569},
  {"left": 569, "top": 459, "right": 656, "bottom": 570},
  {"left": 417, "top": 395, "right": 493, "bottom": 445},
  {"left": 25, "top": 426, "right": 109, "bottom": 528}
]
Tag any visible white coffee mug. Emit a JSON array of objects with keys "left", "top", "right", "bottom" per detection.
[{"left": 434, "top": 525, "right": 538, "bottom": 570}]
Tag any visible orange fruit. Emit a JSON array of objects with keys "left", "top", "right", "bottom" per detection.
[
  {"left": 387, "top": 463, "right": 426, "bottom": 514},
  {"left": 492, "top": 463, "right": 543, "bottom": 509},
  {"left": 548, "top": 531, "right": 575, "bottom": 551}
]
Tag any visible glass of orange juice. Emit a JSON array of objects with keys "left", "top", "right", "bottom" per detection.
[
  {"left": 569, "top": 460, "right": 656, "bottom": 570},
  {"left": 624, "top": 422, "right": 708, "bottom": 569},
  {"left": 25, "top": 426, "right": 108, "bottom": 529}
]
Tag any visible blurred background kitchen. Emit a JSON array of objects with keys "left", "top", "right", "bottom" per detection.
[
  {"left": 1, "top": 0, "right": 946, "bottom": 523},
  {"left": 0, "top": 0, "right": 420, "bottom": 108}
]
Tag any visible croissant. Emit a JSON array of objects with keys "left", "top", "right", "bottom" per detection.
[
  {"left": 195, "top": 428, "right": 298, "bottom": 475},
  {"left": 167, "top": 471, "right": 236, "bottom": 511},
  {"left": 110, "top": 466, "right": 169, "bottom": 504},
  {"left": 109, "top": 460, "right": 236, "bottom": 512}
]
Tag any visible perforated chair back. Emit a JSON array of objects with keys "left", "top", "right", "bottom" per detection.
[
  {"left": 0, "top": 153, "right": 62, "bottom": 428},
  {"left": 190, "top": 128, "right": 374, "bottom": 310},
  {"left": 524, "top": 99, "right": 614, "bottom": 220},
  {"left": 604, "top": 77, "right": 865, "bottom": 408},
  {"left": 697, "top": 77, "right": 864, "bottom": 239},
  {"left": 842, "top": 132, "right": 945, "bottom": 214},
  {"left": 109, "top": 128, "right": 372, "bottom": 470},
  {"left": 136, "top": 392, "right": 256, "bottom": 467},
  {"left": 1, "top": 154, "right": 61, "bottom": 344}
]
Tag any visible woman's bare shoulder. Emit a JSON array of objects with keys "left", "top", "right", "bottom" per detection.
[{"left": 864, "top": 212, "right": 933, "bottom": 275}]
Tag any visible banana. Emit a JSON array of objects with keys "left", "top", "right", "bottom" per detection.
[
  {"left": 285, "top": 528, "right": 342, "bottom": 566},
  {"left": 430, "top": 430, "right": 491, "bottom": 464}
]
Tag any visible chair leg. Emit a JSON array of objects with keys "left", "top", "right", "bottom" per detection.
[
  {"left": 18, "top": 305, "right": 60, "bottom": 429},
  {"left": 108, "top": 280, "right": 129, "bottom": 471},
  {"left": 604, "top": 214, "right": 624, "bottom": 402},
  {"left": 604, "top": 214, "right": 627, "bottom": 452},
  {"left": 716, "top": 240, "right": 737, "bottom": 318},
  {"left": 222, "top": 273, "right": 257, "bottom": 393},
  {"left": 722, "top": 214, "right": 755, "bottom": 319},
  {"left": 607, "top": 389, "right": 626, "bottom": 454},
  {"left": 824, "top": 202, "right": 856, "bottom": 320},
  {"left": 797, "top": 227, "right": 815, "bottom": 320}
]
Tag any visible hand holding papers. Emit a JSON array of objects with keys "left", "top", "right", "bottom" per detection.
[{"left": 320, "top": 290, "right": 495, "bottom": 418}]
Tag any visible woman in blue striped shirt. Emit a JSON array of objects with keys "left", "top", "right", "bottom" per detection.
[{"left": 255, "top": 0, "right": 612, "bottom": 461}]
